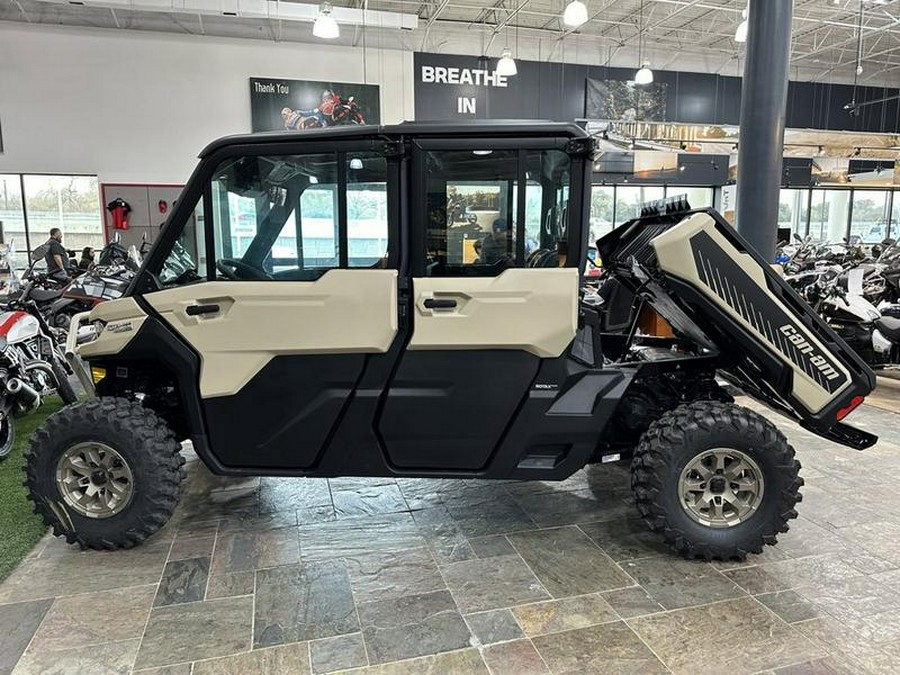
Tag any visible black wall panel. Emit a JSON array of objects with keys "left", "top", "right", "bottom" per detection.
[{"left": 414, "top": 52, "right": 899, "bottom": 133}]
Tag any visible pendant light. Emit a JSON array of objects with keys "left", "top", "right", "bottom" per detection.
[
  {"left": 496, "top": 1, "right": 519, "bottom": 77},
  {"left": 633, "top": 0, "right": 653, "bottom": 84},
  {"left": 563, "top": 0, "right": 588, "bottom": 27},
  {"left": 634, "top": 64, "right": 653, "bottom": 85},
  {"left": 734, "top": 7, "right": 748, "bottom": 42},
  {"left": 313, "top": 2, "right": 339, "bottom": 39},
  {"left": 497, "top": 47, "right": 517, "bottom": 76}
]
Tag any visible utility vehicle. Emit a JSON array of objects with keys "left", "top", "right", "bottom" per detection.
[{"left": 26, "top": 123, "right": 876, "bottom": 559}]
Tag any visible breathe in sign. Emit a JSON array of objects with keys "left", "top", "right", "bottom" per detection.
[{"left": 420, "top": 66, "right": 508, "bottom": 114}]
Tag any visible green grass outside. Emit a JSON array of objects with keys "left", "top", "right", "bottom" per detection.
[{"left": 0, "top": 398, "right": 65, "bottom": 582}]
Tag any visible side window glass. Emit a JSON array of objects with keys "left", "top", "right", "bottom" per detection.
[
  {"left": 424, "top": 149, "right": 571, "bottom": 277},
  {"left": 206, "top": 152, "right": 390, "bottom": 281},
  {"left": 348, "top": 154, "right": 388, "bottom": 268},
  {"left": 210, "top": 153, "right": 338, "bottom": 281},
  {"left": 299, "top": 185, "right": 338, "bottom": 269},
  {"left": 524, "top": 150, "right": 570, "bottom": 268},
  {"left": 159, "top": 199, "right": 205, "bottom": 286}
]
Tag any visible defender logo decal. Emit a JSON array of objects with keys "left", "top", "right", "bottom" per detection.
[
  {"left": 106, "top": 321, "right": 134, "bottom": 334},
  {"left": 779, "top": 325, "right": 841, "bottom": 381}
]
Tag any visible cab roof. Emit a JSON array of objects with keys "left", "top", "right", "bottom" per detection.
[{"left": 199, "top": 121, "right": 589, "bottom": 158}]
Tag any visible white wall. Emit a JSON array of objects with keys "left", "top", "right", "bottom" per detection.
[{"left": 0, "top": 23, "right": 414, "bottom": 184}]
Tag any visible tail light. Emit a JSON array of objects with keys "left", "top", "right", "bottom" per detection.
[{"left": 836, "top": 395, "right": 865, "bottom": 421}]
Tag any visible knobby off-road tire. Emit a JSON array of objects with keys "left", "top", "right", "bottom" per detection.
[
  {"left": 24, "top": 397, "right": 185, "bottom": 550},
  {"left": 631, "top": 401, "right": 802, "bottom": 561},
  {"left": 0, "top": 414, "right": 15, "bottom": 461},
  {"left": 52, "top": 358, "right": 78, "bottom": 405}
]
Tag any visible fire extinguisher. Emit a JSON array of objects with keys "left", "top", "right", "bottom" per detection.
[{"left": 106, "top": 198, "right": 131, "bottom": 230}]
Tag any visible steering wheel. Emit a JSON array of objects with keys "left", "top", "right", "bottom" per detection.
[{"left": 216, "top": 258, "right": 269, "bottom": 281}]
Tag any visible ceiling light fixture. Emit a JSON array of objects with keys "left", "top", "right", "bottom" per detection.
[
  {"left": 313, "top": 2, "right": 339, "bottom": 39},
  {"left": 349, "top": 158, "right": 363, "bottom": 170},
  {"left": 634, "top": 65, "right": 653, "bottom": 85},
  {"left": 497, "top": 47, "right": 517, "bottom": 76},
  {"left": 734, "top": 7, "right": 748, "bottom": 43},
  {"left": 563, "top": 0, "right": 588, "bottom": 27},
  {"left": 634, "top": 0, "right": 653, "bottom": 85}
]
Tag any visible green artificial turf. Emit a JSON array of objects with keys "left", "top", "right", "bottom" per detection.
[{"left": 0, "top": 398, "right": 65, "bottom": 582}]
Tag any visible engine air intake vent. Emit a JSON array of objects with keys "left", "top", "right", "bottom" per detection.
[{"left": 640, "top": 195, "right": 692, "bottom": 218}]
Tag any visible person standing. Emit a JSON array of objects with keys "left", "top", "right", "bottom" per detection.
[{"left": 44, "top": 228, "right": 71, "bottom": 283}]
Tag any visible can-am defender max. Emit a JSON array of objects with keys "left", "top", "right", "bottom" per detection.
[{"left": 26, "top": 123, "right": 876, "bottom": 560}]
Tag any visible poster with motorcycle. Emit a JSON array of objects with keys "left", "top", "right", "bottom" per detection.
[{"left": 249, "top": 78, "right": 380, "bottom": 132}]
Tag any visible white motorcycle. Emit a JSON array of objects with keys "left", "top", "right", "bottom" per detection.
[
  {"left": 806, "top": 267, "right": 900, "bottom": 368},
  {"left": 0, "top": 296, "right": 78, "bottom": 460}
]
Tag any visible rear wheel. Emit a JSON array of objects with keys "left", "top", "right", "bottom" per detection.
[
  {"left": 631, "top": 401, "right": 802, "bottom": 561},
  {"left": 24, "top": 397, "right": 185, "bottom": 549}
]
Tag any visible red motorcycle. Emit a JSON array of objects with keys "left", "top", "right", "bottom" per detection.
[{"left": 332, "top": 97, "right": 366, "bottom": 125}]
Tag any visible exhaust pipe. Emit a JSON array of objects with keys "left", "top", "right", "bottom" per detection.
[{"left": 8, "top": 377, "right": 41, "bottom": 411}]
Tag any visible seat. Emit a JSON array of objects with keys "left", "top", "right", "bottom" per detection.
[
  {"left": 875, "top": 316, "right": 900, "bottom": 342},
  {"left": 29, "top": 288, "right": 63, "bottom": 302}
]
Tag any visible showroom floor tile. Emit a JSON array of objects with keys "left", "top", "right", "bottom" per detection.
[{"left": 4, "top": 394, "right": 900, "bottom": 673}]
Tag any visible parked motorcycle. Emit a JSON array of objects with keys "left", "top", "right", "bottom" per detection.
[
  {"left": 0, "top": 295, "right": 78, "bottom": 460},
  {"left": 14, "top": 236, "right": 140, "bottom": 331},
  {"left": 802, "top": 268, "right": 900, "bottom": 367}
]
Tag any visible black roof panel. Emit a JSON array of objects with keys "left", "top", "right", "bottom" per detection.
[{"left": 199, "top": 121, "right": 589, "bottom": 157}]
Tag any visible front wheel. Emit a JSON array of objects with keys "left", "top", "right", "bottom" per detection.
[
  {"left": 631, "top": 401, "right": 802, "bottom": 561},
  {"left": 0, "top": 413, "right": 15, "bottom": 461},
  {"left": 52, "top": 358, "right": 78, "bottom": 405},
  {"left": 24, "top": 397, "right": 185, "bottom": 549}
]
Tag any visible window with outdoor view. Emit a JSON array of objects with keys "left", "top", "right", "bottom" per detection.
[
  {"left": 423, "top": 148, "right": 572, "bottom": 276},
  {"left": 204, "top": 151, "right": 389, "bottom": 281}
]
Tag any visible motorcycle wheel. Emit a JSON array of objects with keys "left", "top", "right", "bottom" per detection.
[
  {"left": 52, "top": 359, "right": 78, "bottom": 405},
  {"left": 0, "top": 414, "right": 15, "bottom": 461}
]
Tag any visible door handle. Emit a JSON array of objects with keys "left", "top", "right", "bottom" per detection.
[
  {"left": 424, "top": 298, "right": 457, "bottom": 310},
  {"left": 185, "top": 304, "right": 220, "bottom": 316}
]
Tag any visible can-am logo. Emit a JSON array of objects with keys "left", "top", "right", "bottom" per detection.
[{"left": 779, "top": 325, "right": 840, "bottom": 381}]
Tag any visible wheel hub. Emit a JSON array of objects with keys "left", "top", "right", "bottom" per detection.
[
  {"left": 56, "top": 442, "right": 134, "bottom": 519},
  {"left": 678, "top": 448, "right": 764, "bottom": 528},
  {"left": 708, "top": 476, "right": 727, "bottom": 494}
]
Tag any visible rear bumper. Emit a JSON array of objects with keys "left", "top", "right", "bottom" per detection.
[{"left": 803, "top": 420, "right": 877, "bottom": 450}]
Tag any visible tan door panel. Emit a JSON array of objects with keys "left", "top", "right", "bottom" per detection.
[
  {"left": 409, "top": 268, "right": 579, "bottom": 358},
  {"left": 145, "top": 269, "right": 398, "bottom": 398}
]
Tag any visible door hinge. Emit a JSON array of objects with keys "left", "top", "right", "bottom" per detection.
[
  {"left": 382, "top": 140, "right": 408, "bottom": 159},
  {"left": 566, "top": 137, "right": 596, "bottom": 159}
]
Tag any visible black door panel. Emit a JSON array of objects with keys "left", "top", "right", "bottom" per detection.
[
  {"left": 203, "top": 354, "right": 366, "bottom": 469},
  {"left": 378, "top": 350, "right": 540, "bottom": 470}
]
